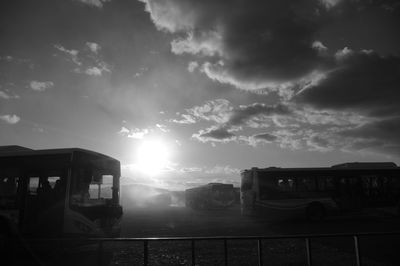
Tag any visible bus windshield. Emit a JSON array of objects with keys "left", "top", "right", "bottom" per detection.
[
  {"left": 70, "top": 164, "right": 119, "bottom": 208},
  {"left": 70, "top": 159, "right": 119, "bottom": 207},
  {"left": 68, "top": 152, "right": 122, "bottom": 228}
]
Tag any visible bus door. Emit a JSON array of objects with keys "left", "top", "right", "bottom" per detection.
[
  {"left": 22, "top": 175, "right": 41, "bottom": 234},
  {"left": 23, "top": 171, "right": 66, "bottom": 236},
  {"left": 0, "top": 173, "right": 22, "bottom": 227}
]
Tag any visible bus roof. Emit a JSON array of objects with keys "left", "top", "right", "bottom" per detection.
[
  {"left": 186, "top": 182, "right": 234, "bottom": 191},
  {"left": 0, "top": 145, "right": 118, "bottom": 161},
  {"left": 331, "top": 162, "right": 397, "bottom": 169},
  {"left": 243, "top": 162, "right": 399, "bottom": 173}
]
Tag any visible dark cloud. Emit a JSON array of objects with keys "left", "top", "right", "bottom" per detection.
[
  {"left": 185, "top": 100, "right": 298, "bottom": 146},
  {"left": 75, "top": 0, "right": 110, "bottom": 8},
  {"left": 142, "top": 0, "right": 400, "bottom": 118},
  {"left": 306, "top": 133, "right": 334, "bottom": 152},
  {"left": 187, "top": 99, "right": 232, "bottom": 124},
  {"left": 348, "top": 139, "right": 385, "bottom": 151},
  {"left": 141, "top": 0, "right": 334, "bottom": 90},
  {"left": 193, "top": 126, "right": 236, "bottom": 142},
  {"left": 336, "top": 0, "right": 400, "bottom": 14},
  {"left": 182, "top": 97, "right": 400, "bottom": 158},
  {"left": 228, "top": 103, "right": 291, "bottom": 127},
  {"left": 296, "top": 51, "right": 400, "bottom": 116},
  {"left": 183, "top": 99, "right": 292, "bottom": 129},
  {"left": 215, "top": 0, "right": 328, "bottom": 82},
  {"left": 339, "top": 116, "right": 400, "bottom": 146},
  {"left": 253, "top": 133, "right": 278, "bottom": 142},
  {"left": 294, "top": 116, "right": 400, "bottom": 155}
]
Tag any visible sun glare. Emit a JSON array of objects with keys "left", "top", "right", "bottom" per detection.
[{"left": 135, "top": 139, "right": 171, "bottom": 176}]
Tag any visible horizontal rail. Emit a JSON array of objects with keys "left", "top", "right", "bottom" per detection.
[{"left": 25, "top": 230, "right": 400, "bottom": 242}]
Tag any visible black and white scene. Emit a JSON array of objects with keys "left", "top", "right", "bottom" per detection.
[{"left": 1, "top": 0, "right": 400, "bottom": 265}]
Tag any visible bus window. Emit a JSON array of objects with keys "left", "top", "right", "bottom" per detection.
[
  {"left": 71, "top": 168, "right": 116, "bottom": 206},
  {"left": 101, "top": 175, "right": 113, "bottom": 198},
  {"left": 29, "top": 177, "right": 40, "bottom": 195},
  {"left": 317, "top": 177, "right": 335, "bottom": 191},
  {"left": 387, "top": 177, "right": 400, "bottom": 200},
  {"left": 0, "top": 177, "right": 19, "bottom": 208},
  {"left": 89, "top": 175, "right": 113, "bottom": 199},
  {"left": 361, "top": 175, "right": 380, "bottom": 197},
  {"left": 259, "top": 177, "right": 276, "bottom": 199},
  {"left": 362, "top": 175, "right": 394, "bottom": 202},
  {"left": 297, "top": 177, "right": 316, "bottom": 192},
  {"left": 70, "top": 168, "right": 91, "bottom": 205},
  {"left": 48, "top": 176, "right": 60, "bottom": 189},
  {"left": 278, "top": 177, "right": 295, "bottom": 192},
  {"left": 259, "top": 177, "right": 295, "bottom": 200},
  {"left": 0, "top": 177, "right": 18, "bottom": 195}
]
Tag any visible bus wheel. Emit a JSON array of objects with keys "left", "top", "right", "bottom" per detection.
[{"left": 306, "top": 202, "right": 325, "bottom": 222}]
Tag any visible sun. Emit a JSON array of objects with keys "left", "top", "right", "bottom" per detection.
[{"left": 135, "top": 139, "right": 171, "bottom": 176}]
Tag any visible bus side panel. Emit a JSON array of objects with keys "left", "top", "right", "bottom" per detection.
[
  {"left": 253, "top": 197, "right": 338, "bottom": 220},
  {"left": 242, "top": 170, "right": 339, "bottom": 219}
]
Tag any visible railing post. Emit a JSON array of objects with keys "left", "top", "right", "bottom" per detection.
[
  {"left": 257, "top": 239, "right": 263, "bottom": 266},
  {"left": 191, "top": 240, "right": 196, "bottom": 266},
  {"left": 97, "top": 240, "right": 103, "bottom": 266},
  {"left": 144, "top": 240, "right": 149, "bottom": 266},
  {"left": 224, "top": 239, "right": 228, "bottom": 266},
  {"left": 305, "top": 238, "right": 312, "bottom": 266},
  {"left": 353, "top": 236, "right": 362, "bottom": 266}
]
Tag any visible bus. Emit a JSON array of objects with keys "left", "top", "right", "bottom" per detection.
[
  {"left": 186, "top": 183, "right": 236, "bottom": 210},
  {"left": 241, "top": 162, "right": 400, "bottom": 220},
  {"left": 0, "top": 146, "right": 123, "bottom": 237}
]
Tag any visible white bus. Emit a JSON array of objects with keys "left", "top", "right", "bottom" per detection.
[
  {"left": 186, "top": 183, "right": 236, "bottom": 210},
  {"left": 0, "top": 146, "right": 123, "bottom": 237},
  {"left": 241, "top": 162, "right": 400, "bottom": 220}
]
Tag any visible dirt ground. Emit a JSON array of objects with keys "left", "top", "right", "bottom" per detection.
[
  {"left": 121, "top": 204, "right": 400, "bottom": 237},
  {"left": 20, "top": 204, "right": 400, "bottom": 265},
  {"left": 115, "top": 205, "right": 400, "bottom": 265}
]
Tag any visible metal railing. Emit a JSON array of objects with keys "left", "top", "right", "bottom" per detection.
[{"left": 27, "top": 231, "right": 400, "bottom": 266}]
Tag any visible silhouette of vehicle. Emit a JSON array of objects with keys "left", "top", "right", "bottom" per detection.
[
  {"left": 0, "top": 145, "right": 123, "bottom": 238},
  {"left": 241, "top": 162, "right": 400, "bottom": 221},
  {"left": 145, "top": 192, "right": 172, "bottom": 207},
  {"left": 185, "top": 183, "right": 236, "bottom": 210}
]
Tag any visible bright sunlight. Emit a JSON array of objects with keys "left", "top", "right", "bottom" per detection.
[{"left": 135, "top": 139, "right": 171, "bottom": 176}]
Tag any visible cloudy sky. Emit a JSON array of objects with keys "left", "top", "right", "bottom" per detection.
[{"left": 1, "top": 0, "right": 399, "bottom": 189}]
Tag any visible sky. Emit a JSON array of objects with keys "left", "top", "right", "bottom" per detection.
[{"left": 1, "top": 0, "right": 400, "bottom": 190}]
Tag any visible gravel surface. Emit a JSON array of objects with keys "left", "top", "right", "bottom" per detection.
[{"left": 23, "top": 205, "right": 400, "bottom": 265}]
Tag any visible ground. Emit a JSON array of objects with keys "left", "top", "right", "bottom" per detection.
[
  {"left": 114, "top": 205, "right": 400, "bottom": 265},
  {"left": 121, "top": 205, "right": 400, "bottom": 237},
  {"left": 19, "top": 204, "right": 400, "bottom": 265}
]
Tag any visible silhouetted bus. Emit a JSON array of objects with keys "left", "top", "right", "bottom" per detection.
[
  {"left": 185, "top": 183, "right": 235, "bottom": 210},
  {"left": 0, "top": 146, "right": 123, "bottom": 237},
  {"left": 241, "top": 162, "right": 400, "bottom": 220}
]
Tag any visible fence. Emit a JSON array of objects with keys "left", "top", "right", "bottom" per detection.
[{"left": 26, "top": 231, "right": 400, "bottom": 266}]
